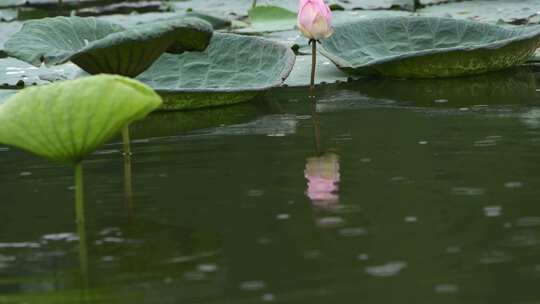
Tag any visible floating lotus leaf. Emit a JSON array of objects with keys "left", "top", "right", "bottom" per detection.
[
  {"left": 5, "top": 16, "right": 213, "bottom": 77},
  {"left": 319, "top": 17, "right": 540, "bottom": 78},
  {"left": 137, "top": 32, "right": 295, "bottom": 110},
  {"left": 0, "top": 75, "right": 162, "bottom": 163},
  {"left": 418, "top": 0, "right": 540, "bottom": 25}
]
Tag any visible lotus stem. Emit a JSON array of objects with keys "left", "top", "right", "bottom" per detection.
[
  {"left": 75, "top": 163, "right": 85, "bottom": 225},
  {"left": 74, "top": 162, "right": 89, "bottom": 290},
  {"left": 252, "top": 0, "right": 257, "bottom": 8},
  {"left": 310, "top": 39, "right": 317, "bottom": 91}
]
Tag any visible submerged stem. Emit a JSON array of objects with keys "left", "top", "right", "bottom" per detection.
[
  {"left": 121, "top": 124, "right": 135, "bottom": 218},
  {"left": 74, "top": 163, "right": 89, "bottom": 292},
  {"left": 124, "top": 148, "right": 134, "bottom": 219},
  {"left": 122, "top": 125, "right": 131, "bottom": 157}
]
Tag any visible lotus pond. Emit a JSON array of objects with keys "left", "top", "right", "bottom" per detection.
[{"left": 2, "top": 0, "right": 540, "bottom": 303}]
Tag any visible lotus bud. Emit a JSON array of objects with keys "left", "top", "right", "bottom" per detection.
[{"left": 297, "top": 0, "right": 334, "bottom": 41}]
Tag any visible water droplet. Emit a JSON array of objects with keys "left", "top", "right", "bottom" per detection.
[
  {"left": 338, "top": 227, "right": 367, "bottom": 237},
  {"left": 240, "top": 281, "right": 266, "bottom": 291},
  {"left": 434, "top": 284, "right": 459, "bottom": 294},
  {"left": 405, "top": 216, "right": 418, "bottom": 223},
  {"left": 276, "top": 214, "right": 290, "bottom": 220},
  {"left": 316, "top": 216, "right": 345, "bottom": 228},
  {"left": 19, "top": 171, "right": 32, "bottom": 177},
  {"left": 0, "top": 242, "right": 40, "bottom": 249},
  {"left": 247, "top": 189, "right": 264, "bottom": 197},
  {"left": 101, "top": 256, "right": 115, "bottom": 262},
  {"left": 418, "top": 141, "right": 428, "bottom": 145},
  {"left": 262, "top": 293, "right": 275, "bottom": 301},
  {"left": 42, "top": 233, "right": 79, "bottom": 242},
  {"left": 483, "top": 206, "right": 502, "bottom": 217},
  {"left": 198, "top": 263, "right": 218, "bottom": 273},
  {"left": 184, "top": 271, "right": 206, "bottom": 281},
  {"left": 452, "top": 187, "right": 485, "bottom": 196},
  {"left": 257, "top": 238, "right": 272, "bottom": 245},
  {"left": 516, "top": 217, "right": 540, "bottom": 227},
  {"left": 366, "top": 261, "right": 407, "bottom": 277},
  {"left": 504, "top": 181, "right": 523, "bottom": 189},
  {"left": 304, "top": 249, "right": 322, "bottom": 259},
  {"left": 357, "top": 254, "right": 369, "bottom": 261},
  {"left": 434, "top": 99, "right": 448, "bottom": 104},
  {"left": 446, "top": 246, "right": 461, "bottom": 254}
]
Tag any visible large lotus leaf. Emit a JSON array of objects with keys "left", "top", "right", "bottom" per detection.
[
  {"left": 263, "top": 10, "right": 412, "bottom": 54},
  {"left": 137, "top": 32, "right": 295, "bottom": 110},
  {"left": 0, "top": 21, "right": 22, "bottom": 58},
  {"left": 0, "top": 75, "right": 162, "bottom": 163},
  {"left": 329, "top": 0, "right": 416, "bottom": 11},
  {"left": 0, "top": 57, "right": 82, "bottom": 88},
  {"left": 5, "top": 16, "right": 213, "bottom": 77},
  {"left": 97, "top": 11, "right": 231, "bottom": 30},
  {"left": 320, "top": 17, "right": 540, "bottom": 78},
  {"left": 418, "top": 0, "right": 540, "bottom": 25},
  {"left": 172, "top": 0, "right": 414, "bottom": 17}
]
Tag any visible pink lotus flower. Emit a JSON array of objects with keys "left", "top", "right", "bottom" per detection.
[
  {"left": 297, "top": 0, "right": 334, "bottom": 40},
  {"left": 305, "top": 153, "right": 340, "bottom": 209}
]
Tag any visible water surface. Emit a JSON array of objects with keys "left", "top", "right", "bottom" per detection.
[{"left": 1, "top": 69, "right": 540, "bottom": 303}]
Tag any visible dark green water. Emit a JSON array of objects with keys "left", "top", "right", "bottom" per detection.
[{"left": 2, "top": 69, "right": 540, "bottom": 303}]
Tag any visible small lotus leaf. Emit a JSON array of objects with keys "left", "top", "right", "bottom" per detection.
[
  {"left": 0, "top": 75, "right": 162, "bottom": 163},
  {"left": 320, "top": 17, "right": 540, "bottom": 78},
  {"left": 5, "top": 16, "right": 213, "bottom": 77},
  {"left": 138, "top": 32, "right": 295, "bottom": 110}
]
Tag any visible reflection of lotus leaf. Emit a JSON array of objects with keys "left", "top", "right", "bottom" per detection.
[
  {"left": 138, "top": 32, "right": 296, "bottom": 110},
  {"left": 5, "top": 16, "right": 213, "bottom": 77},
  {"left": 350, "top": 68, "right": 539, "bottom": 106},
  {"left": 130, "top": 102, "right": 265, "bottom": 139},
  {"left": 320, "top": 17, "right": 540, "bottom": 78}
]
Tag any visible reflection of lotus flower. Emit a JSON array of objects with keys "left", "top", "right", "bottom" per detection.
[
  {"left": 297, "top": 0, "right": 334, "bottom": 40},
  {"left": 305, "top": 153, "right": 340, "bottom": 208}
]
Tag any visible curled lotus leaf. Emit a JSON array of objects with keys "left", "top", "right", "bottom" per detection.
[
  {"left": 137, "top": 32, "right": 296, "bottom": 110},
  {"left": 5, "top": 16, "right": 213, "bottom": 77},
  {"left": 0, "top": 75, "right": 162, "bottom": 163},
  {"left": 319, "top": 17, "right": 540, "bottom": 78}
]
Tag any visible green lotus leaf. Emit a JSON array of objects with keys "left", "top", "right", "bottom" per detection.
[
  {"left": 0, "top": 75, "right": 162, "bottom": 163},
  {"left": 137, "top": 32, "right": 296, "bottom": 110},
  {"left": 5, "top": 16, "right": 213, "bottom": 77},
  {"left": 319, "top": 17, "right": 540, "bottom": 78},
  {"left": 245, "top": 5, "right": 297, "bottom": 33}
]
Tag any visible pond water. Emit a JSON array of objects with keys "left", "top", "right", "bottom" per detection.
[{"left": 2, "top": 69, "right": 540, "bottom": 303}]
